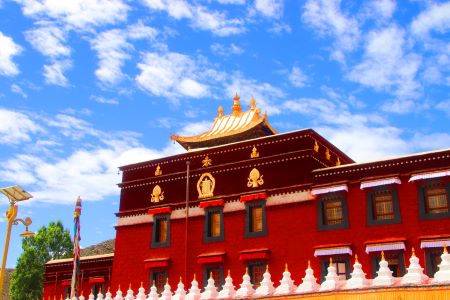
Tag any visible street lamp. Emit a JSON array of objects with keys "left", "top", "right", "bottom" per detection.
[{"left": 0, "top": 185, "right": 34, "bottom": 296}]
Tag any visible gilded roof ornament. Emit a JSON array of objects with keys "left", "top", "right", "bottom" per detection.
[
  {"left": 314, "top": 140, "right": 319, "bottom": 152},
  {"left": 247, "top": 168, "right": 264, "bottom": 188},
  {"left": 151, "top": 185, "right": 164, "bottom": 203},
  {"left": 197, "top": 173, "right": 215, "bottom": 199},
  {"left": 336, "top": 157, "right": 341, "bottom": 166},
  {"left": 250, "top": 146, "right": 259, "bottom": 158},
  {"left": 325, "top": 148, "right": 331, "bottom": 160},
  {"left": 202, "top": 155, "right": 212, "bottom": 167},
  {"left": 155, "top": 164, "right": 162, "bottom": 176},
  {"left": 250, "top": 97, "right": 256, "bottom": 109},
  {"left": 218, "top": 106, "right": 224, "bottom": 118},
  {"left": 232, "top": 92, "right": 242, "bottom": 115}
]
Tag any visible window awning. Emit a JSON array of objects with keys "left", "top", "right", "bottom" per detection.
[
  {"left": 365, "top": 242, "right": 405, "bottom": 253},
  {"left": 61, "top": 280, "right": 71, "bottom": 286},
  {"left": 360, "top": 177, "right": 401, "bottom": 189},
  {"left": 313, "top": 246, "right": 352, "bottom": 257},
  {"left": 311, "top": 184, "right": 348, "bottom": 196},
  {"left": 147, "top": 207, "right": 172, "bottom": 215},
  {"left": 197, "top": 252, "right": 225, "bottom": 264},
  {"left": 144, "top": 258, "right": 170, "bottom": 269},
  {"left": 89, "top": 277, "right": 105, "bottom": 284},
  {"left": 409, "top": 169, "right": 450, "bottom": 182},
  {"left": 199, "top": 199, "right": 224, "bottom": 208},
  {"left": 421, "top": 239, "right": 450, "bottom": 249},
  {"left": 239, "top": 248, "right": 270, "bottom": 260},
  {"left": 240, "top": 192, "right": 267, "bottom": 203}
]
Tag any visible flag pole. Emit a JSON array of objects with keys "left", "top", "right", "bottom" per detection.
[
  {"left": 184, "top": 161, "right": 190, "bottom": 281},
  {"left": 70, "top": 196, "right": 82, "bottom": 299}
]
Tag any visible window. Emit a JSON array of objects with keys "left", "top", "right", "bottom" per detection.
[
  {"left": 91, "top": 283, "right": 105, "bottom": 299},
  {"left": 204, "top": 207, "right": 224, "bottom": 243},
  {"left": 418, "top": 182, "right": 450, "bottom": 220},
  {"left": 367, "top": 188, "right": 401, "bottom": 226},
  {"left": 64, "top": 286, "right": 71, "bottom": 299},
  {"left": 247, "top": 262, "right": 266, "bottom": 288},
  {"left": 317, "top": 194, "right": 349, "bottom": 230},
  {"left": 152, "top": 214, "right": 170, "bottom": 248},
  {"left": 245, "top": 200, "right": 267, "bottom": 238},
  {"left": 203, "top": 266, "right": 224, "bottom": 289},
  {"left": 370, "top": 251, "right": 405, "bottom": 278},
  {"left": 425, "top": 248, "right": 443, "bottom": 277},
  {"left": 150, "top": 270, "right": 168, "bottom": 294},
  {"left": 320, "top": 256, "right": 350, "bottom": 283}
]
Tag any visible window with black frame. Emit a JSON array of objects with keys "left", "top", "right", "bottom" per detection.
[
  {"left": 247, "top": 262, "right": 266, "bottom": 288},
  {"left": 418, "top": 181, "right": 450, "bottom": 220},
  {"left": 150, "top": 270, "right": 168, "bottom": 294},
  {"left": 317, "top": 193, "right": 349, "bottom": 231},
  {"left": 152, "top": 214, "right": 170, "bottom": 248},
  {"left": 204, "top": 207, "right": 224, "bottom": 242}
]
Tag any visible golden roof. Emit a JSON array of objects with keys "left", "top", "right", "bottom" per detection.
[{"left": 171, "top": 94, "right": 278, "bottom": 150}]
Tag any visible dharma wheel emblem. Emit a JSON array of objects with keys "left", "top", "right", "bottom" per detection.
[
  {"left": 197, "top": 173, "right": 215, "bottom": 199},
  {"left": 151, "top": 185, "right": 164, "bottom": 202},
  {"left": 155, "top": 164, "right": 162, "bottom": 176},
  {"left": 247, "top": 168, "right": 264, "bottom": 188}
]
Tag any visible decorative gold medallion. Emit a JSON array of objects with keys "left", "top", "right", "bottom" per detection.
[
  {"left": 155, "top": 164, "right": 162, "bottom": 176},
  {"left": 336, "top": 157, "right": 341, "bottom": 166},
  {"left": 151, "top": 185, "right": 164, "bottom": 202},
  {"left": 247, "top": 168, "right": 264, "bottom": 188},
  {"left": 197, "top": 173, "right": 215, "bottom": 198},
  {"left": 250, "top": 146, "right": 259, "bottom": 158},
  {"left": 314, "top": 140, "right": 319, "bottom": 152},
  {"left": 202, "top": 155, "right": 212, "bottom": 167},
  {"left": 325, "top": 148, "right": 331, "bottom": 160}
]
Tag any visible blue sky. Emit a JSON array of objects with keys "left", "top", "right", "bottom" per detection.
[{"left": 0, "top": 0, "right": 449, "bottom": 267}]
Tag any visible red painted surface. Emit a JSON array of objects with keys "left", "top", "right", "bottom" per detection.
[
  {"left": 148, "top": 207, "right": 172, "bottom": 215},
  {"left": 199, "top": 199, "right": 224, "bottom": 208}
]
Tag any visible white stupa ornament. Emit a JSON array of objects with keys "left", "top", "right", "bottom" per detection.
[
  {"left": 159, "top": 278, "right": 173, "bottom": 300},
  {"left": 274, "top": 264, "right": 297, "bottom": 296},
  {"left": 97, "top": 289, "right": 105, "bottom": 300},
  {"left": 234, "top": 268, "right": 255, "bottom": 299},
  {"left": 147, "top": 283, "right": 159, "bottom": 300},
  {"left": 79, "top": 292, "right": 86, "bottom": 300},
  {"left": 401, "top": 248, "right": 429, "bottom": 285},
  {"left": 186, "top": 274, "right": 201, "bottom": 300},
  {"left": 114, "top": 285, "right": 124, "bottom": 300},
  {"left": 135, "top": 282, "right": 146, "bottom": 300},
  {"left": 319, "top": 257, "right": 342, "bottom": 291},
  {"left": 172, "top": 277, "right": 187, "bottom": 300},
  {"left": 125, "top": 284, "right": 135, "bottom": 300},
  {"left": 432, "top": 245, "right": 450, "bottom": 284},
  {"left": 254, "top": 265, "right": 275, "bottom": 297},
  {"left": 105, "top": 287, "right": 113, "bottom": 300},
  {"left": 296, "top": 260, "right": 320, "bottom": 293},
  {"left": 344, "top": 255, "right": 369, "bottom": 289},
  {"left": 372, "top": 251, "right": 396, "bottom": 287},
  {"left": 217, "top": 269, "right": 236, "bottom": 299},
  {"left": 200, "top": 272, "right": 219, "bottom": 299},
  {"left": 89, "top": 290, "right": 95, "bottom": 300}
]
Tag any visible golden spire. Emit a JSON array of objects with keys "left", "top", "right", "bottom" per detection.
[
  {"left": 266, "top": 264, "right": 269, "bottom": 272},
  {"left": 232, "top": 92, "right": 242, "bottom": 115},
  {"left": 381, "top": 251, "right": 385, "bottom": 261},
  {"left": 412, "top": 247, "right": 416, "bottom": 257},
  {"left": 329, "top": 257, "right": 333, "bottom": 266},
  {"left": 308, "top": 260, "right": 311, "bottom": 268},
  {"left": 60, "top": 294, "right": 63, "bottom": 300},
  {"left": 336, "top": 157, "right": 341, "bottom": 166},
  {"left": 210, "top": 272, "right": 213, "bottom": 279},
  {"left": 108, "top": 286, "right": 111, "bottom": 293},
  {"left": 250, "top": 97, "right": 256, "bottom": 109},
  {"left": 245, "top": 267, "right": 249, "bottom": 275},
  {"left": 218, "top": 105, "right": 224, "bottom": 117},
  {"left": 118, "top": 284, "right": 121, "bottom": 291},
  {"left": 128, "top": 283, "right": 132, "bottom": 290},
  {"left": 285, "top": 263, "right": 288, "bottom": 272},
  {"left": 180, "top": 276, "right": 183, "bottom": 283},
  {"left": 355, "top": 254, "right": 359, "bottom": 263},
  {"left": 193, "top": 273, "right": 197, "bottom": 281},
  {"left": 99, "top": 287, "right": 102, "bottom": 294},
  {"left": 166, "top": 277, "right": 169, "bottom": 284},
  {"left": 444, "top": 243, "right": 448, "bottom": 254},
  {"left": 140, "top": 281, "right": 143, "bottom": 288},
  {"left": 228, "top": 269, "right": 231, "bottom": 277}
]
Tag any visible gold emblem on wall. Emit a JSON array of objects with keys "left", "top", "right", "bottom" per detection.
[
  {"left": 314, "top": 140, "right": 319, "bottom": 152},
  {"left": 202, "top": 155, "right": 212, "bottom": 167},
  {"left": 151, "top": 185, "right": 164, "bottom": 202},
  {"left": 247, "top": 168, "right": 264, "bottom": 188},
  {"left": 325, "top": 148, "right": 331, "bottom": 160},
  {"left": 197, "top": 173, "right": 215, "bottom": 199},
  {"left": 336, "top": 157, "right": 341, "bottom": 166},
  {"left": 250, "top": 146, "right": 259, "bottom": 158},
  {"left": 155, "top": 164, "right": 162, "bottom": 176}
]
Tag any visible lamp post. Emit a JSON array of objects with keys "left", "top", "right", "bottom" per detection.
[{"left": 0, "top": 185, "right": 34, "bottom": 297}]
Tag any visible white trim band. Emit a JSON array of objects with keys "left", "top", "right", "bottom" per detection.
[
  {"left": 420, "top": 240, "right": 450, "bottom": 249},
  {"left": 360, "top": 177, "right": 401, "bottom": 189},
  {"left": 409, "top": 170, "right": 450, "bottom": 182},
  {"left": 314, "top": 247, "right": 352, "bottom": 257},
  {"left": 365, "top": 242, "right": 405, "bottom": 254},
  {"left": 311, "top": 185, "right": 348, "bottom": 196}
]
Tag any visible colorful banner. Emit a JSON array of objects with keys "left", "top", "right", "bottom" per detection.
[{"left": 70, "top": 196, "right": 82, "bottom": 299}]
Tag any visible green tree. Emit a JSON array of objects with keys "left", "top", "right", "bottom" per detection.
[{"left": 10, "top": 220, "right": 73, "bottom": 300}]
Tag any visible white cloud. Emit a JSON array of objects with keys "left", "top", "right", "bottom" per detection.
[
  {"left": 411, "top": 2, "right": 450, "bottom": 37},
  {"left": 369, "top": 0, "right": 396, "bottom": 20},
  {"left": 11, "top": 84, "right": 28, "bottom": 98},
  {"left": 178, "top": 120, "right": 213, "bottom": 136},
  {"left": 91, "top": 29, "right": 131, "bottom": 86},
  {"left": 436, "top": 100, "right": 450, "bottom": 116},
  {"left": 142, "top": 0, "right": 245, "bottom": 36},
  {"left": 210, "top": 43, "right": 244, "bottom": 56},
  {"left": 25, "top": 25, "right": 70, "bottom": 58},
  {"left": 0, "top": 31, "right": 22, "bottom": 76},
  {"left": 0, "top": 109, "right": 43, "bottom": 144},
  {"left": 217, "top": 0, "right": 245, "bottom": 4},
  {"left": 43, "top": 59, "right": 72, "bottom": 86},
  {"left": 302, "top": 0, "right": 360, "bottom": 62},
  {"left": 254, "top": 0, "right": 283, "bottom": 19},
  {"left": 226, "top": 74, "right": 285, "bottom": 115},
  {"left": 15, "top": 0, "right": 129, "bottom": 30},
  {"left": 288, "top": 66, "right": 308, "bottom": 88},
  {"left": 411, "top": 132, "right": 450, "bottom": 151},
  {"left": 347, "top": 25, "right": 421, "bottom": 102},
  {"left": 127, "top": 21, "right": 158, "bottom": 40},
  {"left": 90, "top": 95, "right": 119, "bottom": 105},
  {"left": 136, "top": 51, "right": 210, "bottom": 99}
]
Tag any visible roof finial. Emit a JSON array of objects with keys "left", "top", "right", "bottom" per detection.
[
  {"left": 180, "top": 276, "right": 183, "bottom": 283},
  {"left": 355, "top": 254, "right": 359, "bottom": 263},
  {"left": 412, "top": 247, "right": 416, "bottom": 257},
  {"left": 250, "top": 97, "right": 256, "bottom": 109},
  {"left": 329, "top": 257, "right": 333, "bottom": 266},
  {"left": 228, "top": 269, "right": 231, "bottom": 277},
  {"left": 381, "top": 251, "right": 385, "bottom": 261},
  {"left": 444, "top": 243, "right": 448, "bottom": 254},
  {"left": 218, "top": 105, "right": 224, "bottom": 117},
  {"left": 285, "top": 263, "right": 288, "bottom": 272},
  {"left": 307, "top": 260, "right": 311, "bottom": 268},
  {"left": 245, "top": 267, "right": 249, "bottom": 275},
  {"left": 232, "top": 92, "right": 242, "bottom": 115}
]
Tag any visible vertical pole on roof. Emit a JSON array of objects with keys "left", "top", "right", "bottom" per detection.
[{"left": 184, "top": 160, "right": 190, "bottom": 282}]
